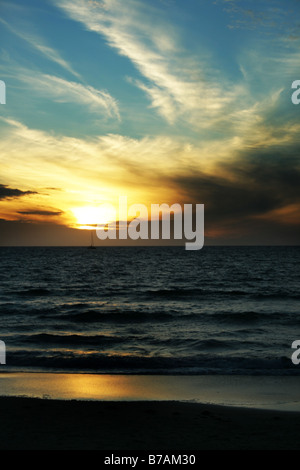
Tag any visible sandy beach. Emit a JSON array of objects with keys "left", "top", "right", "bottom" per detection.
[
  {"left": 0, "top": 373, "right": 300, "bottom": 450},
  {"left": 0, "top": 396, "right": 299, "bottom": 450}
]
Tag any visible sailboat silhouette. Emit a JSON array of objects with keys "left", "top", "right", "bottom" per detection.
[{"left": 88, "top": 230, "right": 96, "bottom": 249}]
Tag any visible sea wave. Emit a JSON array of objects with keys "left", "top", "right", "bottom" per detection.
[{"left": 4, "top": 349, "right": 300, "bottom": 376}]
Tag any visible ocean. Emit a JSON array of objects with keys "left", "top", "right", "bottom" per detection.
[{"left": 0, "top": 246, "right": 299, "bottom": 376}]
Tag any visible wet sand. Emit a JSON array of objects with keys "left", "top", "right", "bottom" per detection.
[{"left": 1, "top": 396, "right": 300, "bottom": 450}]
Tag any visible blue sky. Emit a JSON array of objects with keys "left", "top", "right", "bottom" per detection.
[{"left": 0, "top": 0, "right": 300, "bottom": 245}]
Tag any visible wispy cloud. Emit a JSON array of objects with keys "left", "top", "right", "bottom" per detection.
[
  {"left": 54, "top": 0, "right": 243, "bottom": 128},
  {"left": 0, "top": 15, "right": 120, "bottom": 120},
  {"left": 0, "top": 17, "right": 80, "bottom": 79},
  {"left": 2, "top": 113, "right": 300, "bottom": 199},
  {"left": 21, "top": 72, "right": 121, "bottom": 120},
  {"left": 1, "top": 60, "right": 120, "bottom": 120},
  {"left": 54, "top": 0, "right": 297, "bottom": 140},
  {"left": 215, "top": 0, "right": 300, "bottom": 37}
]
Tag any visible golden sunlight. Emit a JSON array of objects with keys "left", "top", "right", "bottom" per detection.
[{"left": 71, "top": 205, "right": 116, "bottom": 229}]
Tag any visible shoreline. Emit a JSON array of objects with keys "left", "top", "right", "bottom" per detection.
[
  {"left": 1, "top": 373, "right": 300, "bottom": 449},
  {"left": 1, "top": 372, "right": 300, "bottom": 411},
  {"left": 0, "top": 396, "right": 300, "bottom": 450}
]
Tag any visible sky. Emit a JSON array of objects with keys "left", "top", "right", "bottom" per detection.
[{"left": 0, "top": 0, "right": 300, "bottom": 246}]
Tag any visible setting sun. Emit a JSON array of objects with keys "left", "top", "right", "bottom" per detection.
[{"left": 71, "top": 205, "right": 116, "bottom": 230}]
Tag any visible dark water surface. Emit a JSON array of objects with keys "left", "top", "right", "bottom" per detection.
[{"left": 0, "top": 246, "right": 299, "bottom": 375}]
